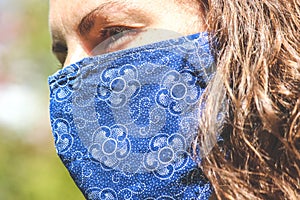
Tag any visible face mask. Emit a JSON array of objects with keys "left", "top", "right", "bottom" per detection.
[{"left": 49, "top": 32, "right": 215, "bottom": 200}]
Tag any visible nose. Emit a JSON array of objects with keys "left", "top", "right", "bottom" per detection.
[{"left": 63, "top": 44, "right": 89, "bottom": 68}]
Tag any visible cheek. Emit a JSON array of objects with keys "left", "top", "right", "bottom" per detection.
[
  {"left": 154, "top": 13, "right": 205, "bottom": 35},
  {"left": 144, "top": 1, "right": 206, "bottom": 35}
]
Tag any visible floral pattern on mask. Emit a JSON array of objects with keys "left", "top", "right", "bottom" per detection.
[{"left": 49, "top": 32, "right": 215, "bottom": 200}]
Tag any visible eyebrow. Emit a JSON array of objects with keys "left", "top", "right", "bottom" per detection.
[
  {"left": 78, "top": 7, "right": 98, "bottom": 36},
  {"left": 77, "top": 1, "right": 136, "bottom": 36}
]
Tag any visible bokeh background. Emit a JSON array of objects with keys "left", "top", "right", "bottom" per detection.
[{"left": 0, "top": 0, "right": 84, "bottom": 199}]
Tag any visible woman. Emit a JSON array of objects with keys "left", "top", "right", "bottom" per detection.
[{"left": 48, "top": 0, "right": 300, "bottom": 199}]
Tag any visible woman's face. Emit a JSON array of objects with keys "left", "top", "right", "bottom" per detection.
[{"left": 49, "top": 0, "right": 206, "bottom": 67}]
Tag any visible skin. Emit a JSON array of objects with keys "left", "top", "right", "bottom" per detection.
[{"left": 49, "top": 0, "right": 206, "bottom": 67}]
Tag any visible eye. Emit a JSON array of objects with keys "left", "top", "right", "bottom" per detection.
[
  {"left": 100, "top": 26, "right": 133, "bottom": 41},
  {"left": 52, "top": 43, "right": 68, "bottom": 66},
  {"left": 90, "top": 26, "right": 140, "bottom": 55}
]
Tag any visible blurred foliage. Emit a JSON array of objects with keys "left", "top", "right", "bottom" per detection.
[
  {"left": 0, "top": 129, "right": 84, "bottom": 200},
  {"left": 0, "top": 0, "right": 84, "bottom": 199}
]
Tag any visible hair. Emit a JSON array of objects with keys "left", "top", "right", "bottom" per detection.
[{"left": 196, "top": 0, "right": 300, "bottom": 199}]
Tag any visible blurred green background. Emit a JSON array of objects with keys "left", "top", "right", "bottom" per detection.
[{"left": 0, "top": 0, "right": 84, "bottom": 199}]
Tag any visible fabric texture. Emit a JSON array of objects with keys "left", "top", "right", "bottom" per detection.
[{"left": 48, "top": 32, "right": 215, "bottom": 199}]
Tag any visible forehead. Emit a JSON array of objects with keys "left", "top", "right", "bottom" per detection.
[
  {"left": 49, "top": 0, "right": 188, "bottom": 33},
  {"left": 49, "top": 0, "right": 204, "bottom": 49},
  {"left": 49, "top": 0, "right": 115, "bottom": 36},
  {"left": 49, "top": 0, "right": 162, "bottom": 36}
]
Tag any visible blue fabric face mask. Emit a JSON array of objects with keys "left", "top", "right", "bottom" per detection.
[{"left": 49, "top": 32, "right": 215, "bottom": 200}]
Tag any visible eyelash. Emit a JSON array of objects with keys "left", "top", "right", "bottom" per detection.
[
  {"left": 100, "top": 26, "right": 132, "bottom": 40},
  {"left": 52, "top": 44, "right": 68, "bottom": 67},
  {"left": 96, "top": 26, "right": 139, "bottom": 53}
]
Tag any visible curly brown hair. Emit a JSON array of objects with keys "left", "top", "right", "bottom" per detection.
[{"left": 197, "top": 0, "right": 300, "bottom": 199}]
